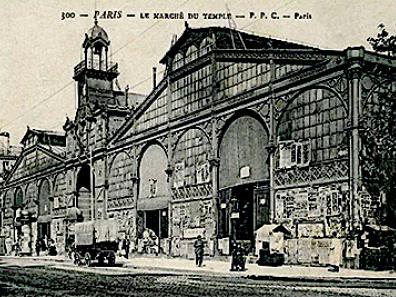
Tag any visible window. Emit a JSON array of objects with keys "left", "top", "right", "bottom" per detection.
[
  {"left": 199, "top": 37, "right": 212, "bottom": 56},
  {"left": 279, "top": 139, "right": 311, "bottom": 168},
  {"left": 173, "top": 53, "right": 184, "bottom": 70},
  {"left": 149, "top": 179, "right": 157, "bottom": 197},
  {"left": 196, "top": 162, "right": 210, "bottom": 184},
  {"left": 173, "top": 162, "right": 185, "bottom": 188},
  {"left": 186, "top": 45, "right": 198, "bottom": 63},
  {"left": 53, "top": 196, "right": 59, "bottom": 209}
]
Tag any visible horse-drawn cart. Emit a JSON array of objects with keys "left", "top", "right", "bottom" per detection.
[{"left": 74, "top": 219, "right": 118, "bottom": 266}]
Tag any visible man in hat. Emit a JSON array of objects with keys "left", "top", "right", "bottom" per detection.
[{"left": 194, "top": 235, "right": 205, "bottom": 267}]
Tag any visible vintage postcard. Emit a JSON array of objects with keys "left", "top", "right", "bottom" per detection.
[{"left": 0, "top": 1, "right": 395, "bottom": 296}]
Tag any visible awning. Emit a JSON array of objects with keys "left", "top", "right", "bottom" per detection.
[
  {"left": 137, "top": 196, "right": 169, "bottom": 211},
  {"left": 255, "top": 224, "right": 291, "bottom": 239},
  {"left": 65, "top": 207, "right": 83, "bottom": 221},
  {"left": 37, "top": 215, "right": 52, "bottom": 224}
]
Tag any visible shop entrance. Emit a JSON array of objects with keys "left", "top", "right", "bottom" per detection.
[
  {"left": 144, "top": 209, "right": 168, "bottom": 239},
  {"left": 218, "top": 181, "right": 270, "bottom": 253},
  {"left": 232, "top": 185, "right": 254, "bottom": 241},
  {"left": 137, "top": 208, "right": 169, "bottom": 254},
  {"left": 37, "top": 223, "right": 50, "bottom": 241}
]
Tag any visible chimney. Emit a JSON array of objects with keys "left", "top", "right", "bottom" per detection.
[{"left": 153, "top": 67, "right": 157, "bottom": 89}]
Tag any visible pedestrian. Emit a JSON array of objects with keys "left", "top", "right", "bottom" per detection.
[
  {"left": 48, "top": 239, "right": 57, "bottom": 256},
  {"left": 123, "top": 237, "right": 130, "bottom": 259},
  {"left": 5, "top": 237, "right": 12, "bottom": 256},
  {"left": 230, "top": 243, "right": 246, "bottom": 271},
  {"left": 35, "top": 239, "right": 41, "bottom": 256},
  {"left": 41, "top": 237, "right": 47, "bottom": 253},
  {"left": 14, "top": 240, "right": 21, "bottom": 256},
  {"left": 328, "top": 232, "right": 341, "bottom": 272},
  {"left": 194, "top": 235, "right": 204, "bottom": 267}
]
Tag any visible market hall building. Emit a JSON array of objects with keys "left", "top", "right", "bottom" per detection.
[{"left": 1, "top": 21, "right": 395, "bottom": 268}]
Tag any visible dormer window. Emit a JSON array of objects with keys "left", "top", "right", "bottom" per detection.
[
  {"left": 199, "top": 37, "right": 213, "bottom": 56},
  {"left": 173, "top": 52, "right": 184, "bottom": 70},
  {"left": 185, "top": 45, "right": 198, "bottom": 64}
]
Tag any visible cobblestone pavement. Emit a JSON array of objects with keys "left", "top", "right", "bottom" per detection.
[{"left": 0, "top": 258, "right": 395, "bottom": 297}]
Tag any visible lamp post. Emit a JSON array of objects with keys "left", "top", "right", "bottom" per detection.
[
  {"left": 86, "top": 115, "right": 96, "bottom": 222},
  {"left": 230, "top": 196, "right": 239, "bottom": 248}
]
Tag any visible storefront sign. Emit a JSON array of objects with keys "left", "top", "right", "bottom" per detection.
[
  {"left": 231, "top": 212, "right": 240, "bottom": 219},
  {"left": 183, "top": 227, "right": 205, "bottom": 239},
  {"left": 239, "top": 166, "right": 250, "bottom": 178}
]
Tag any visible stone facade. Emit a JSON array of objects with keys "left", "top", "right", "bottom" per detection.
[{"left": 1, "top": 23, "right": 395, "bottom": 267}]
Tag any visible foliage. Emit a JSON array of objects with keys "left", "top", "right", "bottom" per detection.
[
  {"left": 367, "top": 23, "right": 396, "bottom": 56},
  {"left": 360, "top": 82, "right": 396, "bottom": 225}
]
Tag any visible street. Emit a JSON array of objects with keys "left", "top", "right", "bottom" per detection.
[{"left": 0, "top": 257, "right": 395, "bottom": 297}]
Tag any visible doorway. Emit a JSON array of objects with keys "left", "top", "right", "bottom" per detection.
[
  {"left": 37, "top": 223, "right": 50, "bottom": 240},
  {"left": 232, "top": 184, "right": 254, "bottom": 241},
  {"left": 218, "top": 181, "right": 270, "bottom": 252},
  {"left": 144, "top": 209, "right": 168, "bottom": 239}
]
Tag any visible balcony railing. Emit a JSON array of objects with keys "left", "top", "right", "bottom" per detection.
[{"left": 74, "top": 59, "right": 118, "bottom": 75}]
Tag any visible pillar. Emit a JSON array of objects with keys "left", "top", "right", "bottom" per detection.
[
  {"left": 269, "top": 58, "right": 277, "bottom": 223},
  {"left": 346, "top": 47, "right": 364, "bottom": 232}
]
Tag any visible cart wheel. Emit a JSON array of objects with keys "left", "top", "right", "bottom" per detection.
[{"left": 84, "top": 253, "right": 91, "bottom": 267}]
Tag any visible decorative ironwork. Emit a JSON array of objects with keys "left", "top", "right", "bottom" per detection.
[
  {"left": 107, "top": 196, "right": 135, "bottom": 210},
  {"left": 171, "top": 183, "right": 212, "bottom": 200},
  {"left": 274, "top": 160, "right": 349, "bottom": 187},
  {"left": 323, "top": 75, "right": 348, "bottom": 105}
]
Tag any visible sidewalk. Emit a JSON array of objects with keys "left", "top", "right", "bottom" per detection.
[
  {"left": 121, "top": 255, "right": 396, "bottom": 282},
  {"left": 2, "top": 254, "right": 396, "bottom": 282}
]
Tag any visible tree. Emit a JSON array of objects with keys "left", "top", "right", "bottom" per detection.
[
  {"left": 360, "top": 81, "right": 396, "bottom": 227},
  {"left": 367, "top": 23, "right": 396, "bottom": 57}
]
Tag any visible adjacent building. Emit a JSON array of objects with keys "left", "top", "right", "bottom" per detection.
[{"left": 1, "top": 21, "right": 395, "bottom": 267}]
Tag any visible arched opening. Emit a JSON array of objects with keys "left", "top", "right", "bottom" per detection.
[
  {"left": 14, "top": 187, "right": 23, "bottom": 210},
  {"left": 37, "top": 179, "right": 51, "bottom": 241},
  {"left": 76, "top": 164, "right": 93, "bottom": 220},
  {"left": 13, "top": 187, "right": 24, "bottom": 240},
  {"left": 137, "top": 143, "right": 169, "bottom": 254},
  {"left": 218, "top": 113, "right": 270, "bottom": 252},
  {"left": 107, "top": 152, "right": 134, "bottom": 238}
]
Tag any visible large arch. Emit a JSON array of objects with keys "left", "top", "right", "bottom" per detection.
[
  {"left": 173, "top": 127, "right": 212, "bottom": 188},
  {"left": 53, "top": 173, "right": 66, "bottom": 209},
  {"left": 108, "top": 151, "right": 134, "bottom": 210},
  {"left": 14, "top": 187, "right": 23, "bottom": 210},
  {"left": 217, "top": 111, "right": 270, "bottom": 247},
  {"left": 218, "top": 111, "right": 270, "bottom": 189},
  {"left": 137, "top": 143, "right": 169, "bottom": 245},
  {"left": 277, "top": 87, "right": 348, "bottom": 164},
  {"left": 76, "top": 164, "right": 93, "bottom": 220},
  {"left": 38, "top": 179, "right": 51, "bottom": 217},
  {"left": 25, "top": 183, "right": 36, "bottom": 212},
  {"left": 37, "top": 178, "right": 51, "bottom": 240}
]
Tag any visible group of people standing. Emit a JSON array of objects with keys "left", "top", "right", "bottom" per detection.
[
  {"left": 194, "top": 236, "right": 246, "bottom": 271},
  {"left": 3, "top": 235, "right": 57, "bottom": 256},
  {"left": 35, "top": 236, "right": 57, "bottom": 256},
  {"left": 118, "top": 237, "right": 131, "bottom": 259}
]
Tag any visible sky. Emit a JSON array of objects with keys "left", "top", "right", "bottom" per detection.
[{"left": 0, "top": 0, "right": 395, "bottom": 145}]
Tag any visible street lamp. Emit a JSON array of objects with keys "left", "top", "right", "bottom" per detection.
[
  {"left": 85, "top": 115, "right": 97, "bottom": 222},
  {"left": 230, "top": 197, "right": 239, "bottom": 244}
]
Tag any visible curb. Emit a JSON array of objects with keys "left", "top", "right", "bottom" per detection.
[
  {"left": 121, "top": 262, "right": 396, "bottom": 286},
  {"left": 2, "top": 256, "right": 396, "bottom": 286}
]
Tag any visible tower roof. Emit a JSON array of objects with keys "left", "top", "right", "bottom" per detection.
[{"left": 84, "top": 19, "right": 110, "bottom": 47}]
